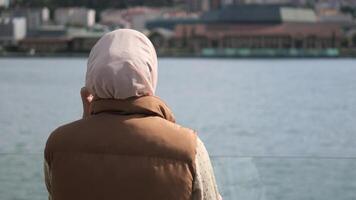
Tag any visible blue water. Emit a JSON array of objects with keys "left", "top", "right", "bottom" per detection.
[{"left": 0, "top": 58, "right": 356, "bottom": 200}]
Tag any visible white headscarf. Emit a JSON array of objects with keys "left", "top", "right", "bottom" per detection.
[{"left": 85, "top": 29, "right": 158, "bottom": 99}]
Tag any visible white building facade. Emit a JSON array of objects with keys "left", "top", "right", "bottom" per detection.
[
  {"left": 0, "top": 17, "right": 26, "bottom": 45},
  {"left": 101, "top": 7, "right": 160, "bottom": 31},
  {"left": 0, "top": 0, "right": 10, "bottom": 8},
  {"left": 55, "top": 8, "right": 96, "bottom": 27},
  {"left": 11, "top": 7, "right": 50, "bottom": 31}
]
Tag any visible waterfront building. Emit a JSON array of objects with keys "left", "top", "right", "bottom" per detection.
[
  {"left": 69, "top": 28, "right": 108, "bottom": 52},
  {"left": 209, "top": 0, "right": 308, "bottom": 7},
  {"left": 147, "top": 5, "right": 343, "bottom": 56},
  {"left": 315, "top": 3, "right": 354, "bottom": 23},
  {"left": 147, "top": 4, "right": 317, "bottom": 31},
  {"left": 318, "top": 13, "right": 354, "bottom": 23},
  {"left": 280, "top": 7, "right": 317, "bottom": 22},
  {"left": 146, "top": 18, "right": 199, "bottom": 31},
  {"left": 100, "top": 9, "right": 130, "bottom": 29},
  {"left": 201, "top": 5, "right": 317, "bottom": 23},
  {"left": 18, "top": 25, "right": 68, "bottom": 53},
  {"left": 174, "top": 22, "right": 342, "bottom": 51},
  {"left": 55, "top": 7, "right": 95, "bottom": 27},
  {"left": 185, "top": 0, "right": 304, "bottom": 12},
  {"left": 101, "top": 7, "right": 161, "bottom": 31},
  {"left": 9, "top": 7, "right": 50, "bottom": 32},
  {"left": 0, "top": 0, "right": 9, "bottom": 8},
  {"left": 28, "top": 25, "right": 67, "bottom": 38},
  {"left": 19, "top": 37, "right": 71, "bottom": 53},
  {"left": 238, "top": 0, "right": 301, "bottom": 4},
  {"left": 187, "top": 0, "right": 211, "bottom": 12},
  {"left": 210, "top": 0, "right": 222, "bottom": 10},
  {"left": 313, "top": 0, "right": 356, "bottom": 11},
  {"left": 146, "top": 8, "right": 200, "bottom": 30},
  {"left": 71, "top": 34, "right": 102, "bottom": 52},
  {"left": 18, "top": 27, "right": 108, "bottom": 53},
  {"left": 0, "top": 17, "right": 26, "bottom": 46}
]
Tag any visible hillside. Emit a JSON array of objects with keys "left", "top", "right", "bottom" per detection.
[{"left": 10, "top": 0, "right": 177, "bottom": 9}]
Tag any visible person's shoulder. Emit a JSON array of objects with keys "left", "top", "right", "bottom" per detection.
[
  {"left": 170, "top": 124, "right": 206, "bottom": 156},
  {"left": 161, "top": 119, "right": 197, "bottom": 137},
  {"left": 44, "top": 118, "right": 85, "bottom": 152},
  {"left": 51, "top": 118, "right": 85, "bottom": 137},
  {"left": 163, "top": 120, "right": 200, "bottom": 151}
]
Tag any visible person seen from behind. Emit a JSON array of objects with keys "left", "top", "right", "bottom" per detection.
[{"left": 44, "top": 29, "right": 222, "bottom": 200}]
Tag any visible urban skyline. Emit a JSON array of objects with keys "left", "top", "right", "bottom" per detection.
[{"left": 0, "top": 0, "right": 356, "bottom": 57}]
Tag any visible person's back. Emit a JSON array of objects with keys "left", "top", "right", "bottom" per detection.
[
  {"left": 45, "top": 97, "right": 197, "bottom": 200},
  {"left": 44, "top": 29, "right": 221, "bottom": 200}
]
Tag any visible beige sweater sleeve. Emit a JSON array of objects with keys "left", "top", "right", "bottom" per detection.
[{"left": 192, "top": 138, "right": 222, "bottom": 200}]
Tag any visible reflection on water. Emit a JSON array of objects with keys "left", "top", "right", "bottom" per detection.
[
  {"left": 0, "top": 154, "right": 46, "bottom": 200},
  {"left": 0, "top": 58, "right": 356, "bottom": 200},
  {"left": 214, "top": 156, "right": 356, "bottom": 200}
]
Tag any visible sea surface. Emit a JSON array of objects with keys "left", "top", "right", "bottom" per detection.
[{"left": 0, "top": 58, "right": 356, "bottom": 200}]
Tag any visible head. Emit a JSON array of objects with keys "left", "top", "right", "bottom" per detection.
[{"left": 85, "top": 29, "right": 158, "bottom": 99}]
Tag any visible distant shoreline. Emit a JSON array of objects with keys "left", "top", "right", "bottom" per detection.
[{"left": 1, "top": 52, "right": 356, "bottom": 59}]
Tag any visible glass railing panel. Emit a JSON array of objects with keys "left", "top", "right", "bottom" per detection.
[{"left": 1, "top": 154, "right": 356, "bottom": 200}]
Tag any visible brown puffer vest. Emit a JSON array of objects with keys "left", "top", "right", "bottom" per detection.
[{"left": 44, "top": 96, "right": 197, "bottom": 200}]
